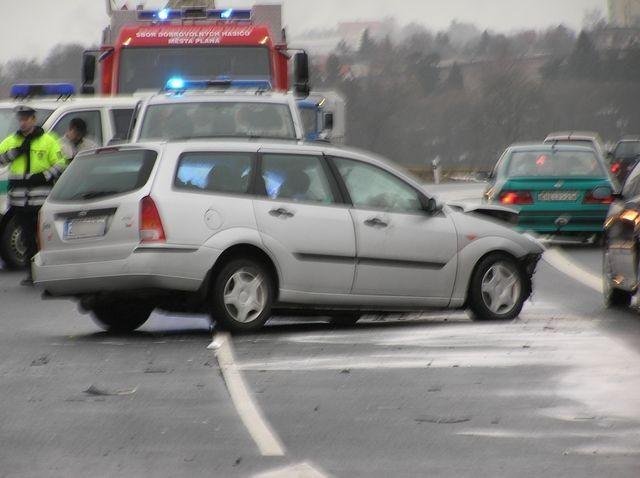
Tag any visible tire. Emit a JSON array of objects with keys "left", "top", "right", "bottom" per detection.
[
  {"left": 468, "top": 253, "right": 527, "bottom": 321},
  {"left": 603, "top": 247, "right": 632, "bottom": 308},
  {"left": 0, "top": 215, "right": 27, "bottom": 270},
  {"left": 90, "top": 301, "right": 153, "bottom": 333},
  {"left": 329, "top": 314, "right": 361, "bottom": 327},
  {"left": 211, "top": 258, "right": 274, "bottom": 333}
]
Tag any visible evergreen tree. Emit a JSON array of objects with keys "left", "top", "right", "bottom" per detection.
[
  {"left": 359, "top": 29, "right": 376, "bottom": 60},
  {"left": 568, "top": 31, "right": 600, "bottom": 79},
  {"left": 476, "top": 31, "right": 491, "bottom": 56},
  {"left": 445, "top": 62, "right": 464, "bottom": 89},
  {"left": 324, "top": 54, "right": 342, "bottom": 85}
]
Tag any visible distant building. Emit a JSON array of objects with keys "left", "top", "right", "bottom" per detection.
[
  {"left": 608, "top": 0, "right": 640, "bottom": 27},
  {"left": 337, "top": 21, "right": 387, "bottom": 46},
  {"left": 593, "top": 26, "right": 640, "bottom": 51}
]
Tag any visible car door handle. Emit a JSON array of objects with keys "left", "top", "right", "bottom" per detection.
[
  {"left": 364, "top": 217, "right": 388, "bottom": 228},
  {"left": 269, "top": 207, "right": 295, "bottom": 218}
]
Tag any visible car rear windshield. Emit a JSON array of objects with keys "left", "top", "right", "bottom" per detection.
[
  {"left": 614, "top": 141, "right": 640, "bottom": 159},
  {"left": 505, "top": 150, "right": 606, "bottom": 178},
  {"left": 50, "top": 149, "right": 157, "bottom": 201},
  {"left": 138, "top": 102, "right": 296, "bottom": 141}
]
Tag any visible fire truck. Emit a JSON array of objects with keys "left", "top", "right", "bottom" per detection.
[{"left": 82, "top": 1, "right": 310, "bottom": 97}]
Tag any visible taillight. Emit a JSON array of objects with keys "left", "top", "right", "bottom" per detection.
[
  {"left": 499, "top": 190, "right": 533, "bottom": 205},
  {"left": 140, "top": 196, "right": 166, "bottom": 243},
  {"left": 583, "top": 190, "right": 613, "bottom": 204},
  {"left": 610, "top": 162, "right": 621, "bottom": 174}
]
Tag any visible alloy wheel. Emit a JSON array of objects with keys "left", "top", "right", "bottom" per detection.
[
  {"left": 223, "top": 268, "right": 267, "bottom": 323},
  {"left": 481, "top": 262, "right": 522, "bottom": 315}
]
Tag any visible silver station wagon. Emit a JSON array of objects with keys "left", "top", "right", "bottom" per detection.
[{"left": 33, "top": 141, "right": 544, "bottom": 332}]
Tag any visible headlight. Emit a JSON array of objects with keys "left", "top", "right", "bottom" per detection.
[{"left": 620, "top": 209, "right": 640, "bottom": 223}]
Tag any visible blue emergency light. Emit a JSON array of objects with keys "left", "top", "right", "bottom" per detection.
[
  {"left": 166, "top": 77, "right": 186, "bottom": 90},
  {"left": 138, "top": 8, "right": 251, "bottom": 22},
  {"left": 164, "top": 77, "right": 272, "bottom": 92},
  {"left": 209, "top": 9, "right": 251, "bottom": 20},
  {"left": 10, "top": 83, "right": 75, "bottom": 99}
]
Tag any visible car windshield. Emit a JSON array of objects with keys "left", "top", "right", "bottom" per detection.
[
  {"left": 505, "top": 150, "right": 606, "bottom": 177},
  {"left": 614, "top": 141, "right": 640, "bottom": 158},
  {"left": 0, "top": 107, "right": 54, "bottom": 138},
  {"left": 118, "top": 46, "right": 271, "bottom": 94},
  {"left": 138, "top": 102, "right": 297, "bottom": 141},
  {"left": 50, "top": 149, "right": 157, "bottom": 201}
]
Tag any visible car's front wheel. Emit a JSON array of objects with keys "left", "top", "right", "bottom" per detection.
[
  {"left": 468, "top": 253, "right": 527, "bottom": 321},
  {"left": 211, "top": 258, "right": 274, "bottom": 333},
  {"left": 91, "top": 301, "right": 153, "bottom": 333},
  {"left": 603, "top": 248, "right": 632, "bottom": 308}
]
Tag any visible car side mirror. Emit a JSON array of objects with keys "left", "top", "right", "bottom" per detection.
[
  {"left": 423, "top": 196, "right": 442, "bottom": 215},
  {"left": 81, "top": 52, "right": 97, "bottom": 95},
  {"left": 294, "top": 51, "right": 311, "bottom": 98}
]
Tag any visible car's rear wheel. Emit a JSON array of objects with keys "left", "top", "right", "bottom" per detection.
[
  {"left": 329, "top": 314, "right": 361, "bottom": 327},
  {"left": 468, "top": 253, "right": 527, "bottom": 321},
  {"left": 0, "top": 215, "right": 27, "bottom": 270},
  {"left": 603, "top": 248, "right": 632, "bottom": 308},
  {"left": 211, "top": 258, "right": 273, "bottom": 333},
  {"left": 90, "top": 301, "right": 153, "bottom": 333}
]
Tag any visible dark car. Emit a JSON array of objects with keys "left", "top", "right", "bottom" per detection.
[
  {"left": 608, "top": 137, "right": 640, "bottom": 185},
  {"left": 603, "top": 158, "right": 640, "bottom": 308}
]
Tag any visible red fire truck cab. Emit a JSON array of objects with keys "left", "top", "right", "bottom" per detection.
[{"left": 82, "top": 4, "right": 309, "bottom": 96}]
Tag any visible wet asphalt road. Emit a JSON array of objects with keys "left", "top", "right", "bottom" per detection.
[{"left": 1, "top": 186, "right": 640, "bottom": 477}]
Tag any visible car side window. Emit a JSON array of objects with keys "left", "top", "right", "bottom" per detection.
[
  {"left": 174, "top": 152, "right": 254, "bottom": 194},
  {"left": 52, "top": 110, "right": 103, "bottom": 145},
  {"left": 261, "top": 154, "right": 334, "bottom": 204},
  {"left": 333, "top": 157, "right": 423, "bottom": 212},
  {"left": 111, "top": 108, "right": 134, "bottom": 140}
]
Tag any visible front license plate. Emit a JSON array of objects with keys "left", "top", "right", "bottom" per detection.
[
  {"left": 538, "top": 190, "right": 579, "bottom": 201},
  {"left": 64, "top": 217, "right": 107, "bottom": 240}
]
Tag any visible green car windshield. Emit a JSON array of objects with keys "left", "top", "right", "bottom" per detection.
[{"left": 505, "top": 150, "right": 606, "bottom": 178}]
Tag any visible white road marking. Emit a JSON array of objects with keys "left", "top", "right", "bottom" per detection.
[
  {"left": 253, "top": 462, "right": 330, "bottom": 478},
  {"left": 210, "top": 331, "right": 286, "bottom": 456},
  {"left": 543, "top": 247, "right": 603, "bottom": 293}
]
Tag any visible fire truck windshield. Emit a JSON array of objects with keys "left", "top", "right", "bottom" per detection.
[{"left": 118, "top": 46, "right": 271, "bottom": 94}]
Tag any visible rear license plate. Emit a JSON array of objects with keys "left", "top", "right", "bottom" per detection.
[
  {"left": 538, "top": 190, "right": 579, "bottom": 201},
  {"left": 64, "top": 217, "right": 107, "bottom": 240}
]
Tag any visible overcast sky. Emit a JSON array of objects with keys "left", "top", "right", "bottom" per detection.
[{"left": 0, "top": 0, "right": 606, "bottom": 63}]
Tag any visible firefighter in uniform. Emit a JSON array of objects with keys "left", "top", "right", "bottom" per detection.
[{"left": 0, "top": 105, "right": 65, "bottom": 285}]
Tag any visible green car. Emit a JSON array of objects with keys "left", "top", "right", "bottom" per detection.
[{"left": 485, "top": 144, "right": 617, "bottom": 236}]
